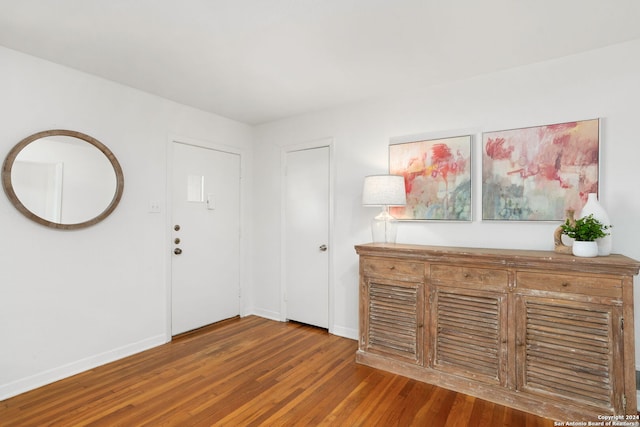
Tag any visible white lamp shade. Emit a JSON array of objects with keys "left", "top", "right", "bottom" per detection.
[{"left": 362, "top": 175, "right": 406, "bottom": 206}]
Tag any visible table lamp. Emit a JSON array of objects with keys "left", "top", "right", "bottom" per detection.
[{"left": 362, "top": 174, "right": 406, "bottom": 243}]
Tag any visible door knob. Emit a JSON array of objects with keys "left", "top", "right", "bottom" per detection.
[
  {"left": 174, "top": 248, "right": 182, "bottom": 255},
  {"left": 319, "top": 244, "right": 328, "bottom": 252}
]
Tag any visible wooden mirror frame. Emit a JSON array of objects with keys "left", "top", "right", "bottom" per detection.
[{"left": 1, "top": 129, "right": 124, "bottom": 230}]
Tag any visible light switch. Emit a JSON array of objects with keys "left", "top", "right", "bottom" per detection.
[{"left": 206, "top": 193, "right": 215, "bottom": 210}]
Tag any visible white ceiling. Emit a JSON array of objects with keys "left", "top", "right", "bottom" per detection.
[{"left": 1, "top": 0, "right": 640, "bottom": 125}]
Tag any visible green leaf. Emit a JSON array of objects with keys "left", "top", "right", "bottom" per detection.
[{"left": 560, "top": 214, "right": 611, "bottom": 241}]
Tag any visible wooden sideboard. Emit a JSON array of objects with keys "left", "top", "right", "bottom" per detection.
[{"left": 355, "top": 243, "right": 640, "bottom": 421}]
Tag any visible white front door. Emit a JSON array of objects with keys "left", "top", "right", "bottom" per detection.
[
  {"left": 284, "top": 144, "right": 330, "bottom": 329},
  {"left": 171, "top": 141, "right": 241, "bottom": 335}
]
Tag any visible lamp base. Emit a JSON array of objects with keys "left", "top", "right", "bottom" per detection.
[{"left": 371, "top": 207, "right": 398, "bottom": 243}]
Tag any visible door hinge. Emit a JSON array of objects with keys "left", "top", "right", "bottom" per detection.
[
  {"left": 621, "top": 316, "right": 624, "bottom": 331},
  {"left": 623, "top": 393, "right": 627, "bottom": 412}
]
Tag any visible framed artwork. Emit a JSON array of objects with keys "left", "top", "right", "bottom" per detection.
[
  {"left": 389, "top": 135, "right": 472, "bottom": 221},
  {"left": 482, "top": 118, "right": 599, "bottom": 221}
]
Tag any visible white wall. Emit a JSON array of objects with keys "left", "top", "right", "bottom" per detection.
[
  {"left": 0, "top": 46, "right": 253, "bottom": 400},
  {"left": 252, "top": 39, "right": 640, "bottom": 360}
]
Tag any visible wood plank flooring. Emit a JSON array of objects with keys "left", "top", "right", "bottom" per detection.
[{"left": 0, "top": 316, "right": 555, "bottom": 426}]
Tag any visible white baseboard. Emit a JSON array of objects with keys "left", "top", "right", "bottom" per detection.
[
  {"left": 0, "top": 334, "right": 167, "bottom": 401},
  {"left": 246, "top": 308, "right": 282, "bottom": 322},
  {"left": 247, "top": 309, "right": 359, "bottom": 342},
  {"left": 330, "top": 325, "right": 358, "bottom": 341}
]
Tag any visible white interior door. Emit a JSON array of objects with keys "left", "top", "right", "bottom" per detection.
[
  {"left": 284, "top": 145, "right": 330, "bottom": 329},
  {"left": 171, "top": 141, "right": 241, "bottom": 335}
]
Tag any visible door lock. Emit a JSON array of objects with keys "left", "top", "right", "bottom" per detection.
[
  {"left": 319, "top": 244, "right": 328, "bottom": 252},
  {"left": 174, "top": 248, "right": 182, "bottom": 255}
]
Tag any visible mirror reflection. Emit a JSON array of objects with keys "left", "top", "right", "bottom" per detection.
[{"left": 2, "top": 130, "right": 124, "bottom": 229}]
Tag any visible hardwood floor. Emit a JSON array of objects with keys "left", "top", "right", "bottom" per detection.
[{"left": 1, "top": 316, "right": 555, "bottom": 426}]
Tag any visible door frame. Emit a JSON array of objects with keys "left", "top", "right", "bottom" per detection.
[
  {"left": 280, "top": 138, "right": 335, "bottom": 332},
  {"left": 165, "top": 135, "right": 248, "bottom": 339}
]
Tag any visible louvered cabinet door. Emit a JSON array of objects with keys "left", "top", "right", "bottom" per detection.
[
  {"left": 431, "top": 286, "right": 508, "bottom": 385},
  {"left": 515, "top": 270, "right": 625, "bottom": 415},
  {"left": 360, "top": 257, "right": 425, "bottom": 364},
  {"left": 429, "top": 264, "right": 509, "bottom": 385},
  {"left": 515, "top": 295, "right": 623, "bottom": 413},
  {"left": 363, "top": 278, "right": 424, "bottom": 364}
]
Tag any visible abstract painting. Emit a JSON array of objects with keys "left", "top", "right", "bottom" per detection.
[
  {"left": 482, "top": 119, "right": 599, "bottom": 221},
  {"left": 389, "top": 135, "right": 472, "bottom": 220}
]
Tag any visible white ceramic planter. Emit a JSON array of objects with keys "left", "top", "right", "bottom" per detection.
[{"left": 572, "top": 241, "right": 598, "bottom": 257}]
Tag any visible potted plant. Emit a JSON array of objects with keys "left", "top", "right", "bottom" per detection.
[{"left": 560, "top": 214, "right": 612, "bottom": 257}]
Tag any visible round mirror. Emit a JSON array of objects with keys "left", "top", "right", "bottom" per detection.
[{"left": 2, "top": 129, "right": 124, "bottom": 229}]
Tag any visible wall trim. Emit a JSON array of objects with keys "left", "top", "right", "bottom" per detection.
[
  {"left": 331, "top": 325, "right": 358, "bottom": 341},
  {"left": 248, "top": 308, "right": 282, "bottom": 322},
  {"left": 0, "top": 334, "right": 167, "bottom": 401}
]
